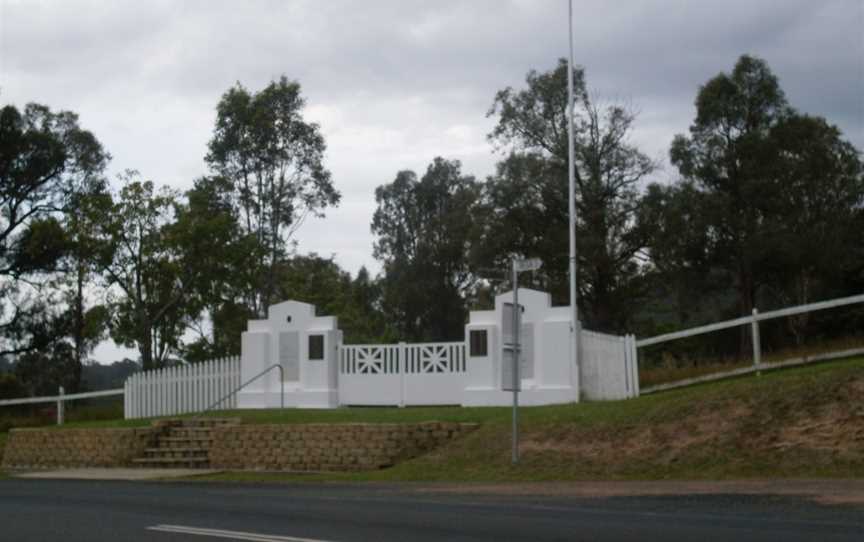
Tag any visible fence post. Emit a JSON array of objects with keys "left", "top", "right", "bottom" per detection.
[
  {"left": 752, "top": 307, "right": 762, "bottom": 376},
  {"left": 399, "top": 342, "right": 407, "bottom": 408},
  {"left": 631, "top": 335, "right": 641, "bottom": 398},
  {"left": 56, "top": 386, "right": 65, "bottom": 425}
]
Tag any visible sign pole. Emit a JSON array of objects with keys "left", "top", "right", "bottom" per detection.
[
  {"left": 512, "top": 261, "right": 520, "bottom": 464},
  {"left": 567, "top": 0, "right": 581, "bottom": 402}
]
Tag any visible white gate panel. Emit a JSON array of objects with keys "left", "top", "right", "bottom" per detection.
[
  {"left": 338, "top": 345, "right": 402, "bottom": 405},
  {"left": 402, "top": 343, "right": 466, "bottom": 405},
  {"left": 338, "top": 342, "right": 466, "bottom": 406}
]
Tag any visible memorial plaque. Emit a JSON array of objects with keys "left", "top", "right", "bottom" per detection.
[{"left": 279, "top": 331, "right": 300, "bottom": 381}]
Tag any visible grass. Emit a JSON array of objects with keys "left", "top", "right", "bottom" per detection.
[
  {"left": 192, "top": 356, "right": 864, "bottom": 483},
  {"left": 639, "top": 336, "right": 864, "bottom": 387},
  {"left": 4, "top": 356, "right": 864, "bottom": 483}
]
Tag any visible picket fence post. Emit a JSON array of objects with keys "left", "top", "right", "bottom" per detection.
[{"left": 398, "top": 342, "right": 407, "bottom": 408}]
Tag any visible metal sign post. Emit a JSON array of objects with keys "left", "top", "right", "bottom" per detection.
[
  {"left": 506, "top": 257, "right": 542, "bottom": 464},
  {"left": 511, "top": 264, "right": 520, "bottom": 464}
]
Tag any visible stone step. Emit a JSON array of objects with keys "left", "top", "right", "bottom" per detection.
[
  {"left": 133, "top": 417, "right": 240, "bottom": 470},
  {"left": 167, "top": 428, "right": 215, "bottom": 439},
  {"left": 144, "top": 447, "right": 209, "bottom": 458},
  {"left": 176, "top": 417, "right": 241, "bottom": 428},
  {"left": 158, "top": 437, "right": 213, "bottom": 448},
  {"left": 153, "top": 417, "right": 240, "bottom": 429}
]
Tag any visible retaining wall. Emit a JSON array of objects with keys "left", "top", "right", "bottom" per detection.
[
  {"left": 1, "top": 427, "right": 159, "bottom": 469},
  {"left": 1, "top": 421, "right": 477, "bottom": 472},
  {"left": 209, "top": 422, "right": 477, "bottom": 471}
]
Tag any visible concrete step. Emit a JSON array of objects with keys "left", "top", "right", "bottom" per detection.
[{"left": 132, "top": 457, "right": 210, "bottom": 469}]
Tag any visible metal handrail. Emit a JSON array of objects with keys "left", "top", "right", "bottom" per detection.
[{"left": 204, "top": 363, "right": 284, "bottom": 413}]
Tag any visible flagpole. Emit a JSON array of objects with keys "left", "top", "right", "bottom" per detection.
[{"left": 567, "top": 0, "right": 581, "bottom": 401}]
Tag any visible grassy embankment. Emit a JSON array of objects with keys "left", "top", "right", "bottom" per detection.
[
  {"left": 2, "top": 357, "right": 863, "bottom": 482},
  {"left": 638, "top": 336, "right": 864, "bottom": 388}
]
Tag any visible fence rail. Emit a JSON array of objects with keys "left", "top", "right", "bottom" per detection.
[
  {"left": 634, "top": 292, "right": 864, "bottom": 393},
  {"left": 339, "top": 342, "right": 466, "bottom": 375},
  {"left": 0, "top": 387, "right": 123, "bottom": 407},
  {"left": 124, "top": 356, "right": 240, "bottom": 419},
  {"left": 636, "top": 292, "right": 864, "bottom": 348},
  {"left": 641, "top": 346, "right": 864, "bottom": 395},
  {"left": 0, "top": 387, "right": 124, "bottom": 425}
]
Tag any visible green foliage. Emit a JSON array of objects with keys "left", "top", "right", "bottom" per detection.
[
  {"left": 206, "top": 77, "right": 340, "bottom": 316},
  {"left": 275, "top": 256, "right": 386, "bottom": 344},
  {"left": 372, "top": 158, "right": 480, "bottom": 341},
  {"left": 0, "top": 373, "right": 25, "bottom": 399},
  {"left": 14, "top": 340, "right": 76, "bottom": 396},
  {"left": 480, "top": 59, "right": 655, "bottom": 332},
  {"left": 173, "top": 176, "right": 262, "bottom": 361},
  {"left": 652, "top": 54, "right": 864, "bottom": 355},
  {"left": 95, "top": 173, "right": 190, "bottom": 369},
  {"left": 0, "top": 102, "right": 107, "bottom": 362}
]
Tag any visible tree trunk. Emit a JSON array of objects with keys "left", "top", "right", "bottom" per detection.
[
  {"left": 71, "top": 262, "right": 85, "bottom": 393},
  {"left": 140, "top": 315, "right": 153, "bottom": 371}
]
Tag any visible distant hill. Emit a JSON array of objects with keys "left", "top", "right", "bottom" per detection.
[{"left": 82, "top": 359, "right": 140, "bottom": 390}]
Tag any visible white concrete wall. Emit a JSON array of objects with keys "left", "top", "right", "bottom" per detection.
[
  {"left": 462, "top": 289, "right": 579, "bottom": 406},
  {"left": 238, "top": 300, "right": 340, "bottom": 409},
  {"left": 234, "top": 291, "right": 636, "bottom": 410}
]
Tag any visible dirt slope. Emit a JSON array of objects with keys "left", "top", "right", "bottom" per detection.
[{"left": 389, "top": 358, "right": 864, "bottom": 481}]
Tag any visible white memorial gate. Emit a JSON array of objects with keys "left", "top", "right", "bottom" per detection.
[
  {"left": 124, "top": 288, "right": 639, "bottom": 418},
  {"left": 235, "top": 288, "right": 637, "bottom": 409}
]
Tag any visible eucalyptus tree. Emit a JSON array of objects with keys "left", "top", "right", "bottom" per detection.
[
  {"left": 206, "top": 77, "right": 340, "bottom": 317},
  {"left": 372, "top": 158, "right": 481, "bottom": 341},
  {"left": 0, "top": 102, "right": 108, "bottom": 361},
  {"left": 669, "top": 55, "right": 791, "bottom": 331},
  {"left": 173, "top": 175, "right": 261, "bottom": 362},
  {"left": 95, "top": 173, "right": 191, "bottom": 370},
  {"left": 669, "top": 54, "right": 864, "bottom": 347},
  {"left": 51, "top": 183, "right": 113, "bottom": 391},
  {"left": 480, "top": 59, "right": 655, "bottom": 332}
]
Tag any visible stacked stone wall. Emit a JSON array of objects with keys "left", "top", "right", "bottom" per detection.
[
  {"left": 1, "top": 421, "right": 477, "bottom": 471},
  {"left": 2, "top": 427, "right": 158, "bottom": 469},
  {"left": 209, "top": 422, "right": 477, "bottom": 471}
]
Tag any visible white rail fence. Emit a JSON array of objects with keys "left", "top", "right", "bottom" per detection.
[
  {"left": 636, "top": 292, "right": 864, "bottom": 393},
  {"left": 339, "top": 342, "right": 467, "bottom": 406},
  {"left": 124, "top": 356, "right": 240, "bottom": 419},
  {"left": 0, "top": 387, "right": 123, "bottom": 425}
]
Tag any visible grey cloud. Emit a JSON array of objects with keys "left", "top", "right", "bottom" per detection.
[{"left": 1, "top": 0, "right": 861, "bottom": 277}]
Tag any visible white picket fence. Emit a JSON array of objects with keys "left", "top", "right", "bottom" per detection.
[{"left": 124, "top": 356, "right": 240, "bottom": 419}]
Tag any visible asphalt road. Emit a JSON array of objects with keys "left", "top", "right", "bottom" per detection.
[{"left": 0, "top": 479, "right": 862, "bottom": 541}]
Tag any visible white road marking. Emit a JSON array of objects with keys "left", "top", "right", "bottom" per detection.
[{"left": 146, "top": 524, "right": 335, "bottom": 542}]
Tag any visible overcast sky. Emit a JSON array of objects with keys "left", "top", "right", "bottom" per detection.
[{"left": 1, "top": 0, "right": 863, "bottom": 362}]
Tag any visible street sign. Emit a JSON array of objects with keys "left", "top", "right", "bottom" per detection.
[
  {"left": 501, "top": 302, "right": 521, "bottom": 392},
  {"left": 513, "top": 257, "right": 542, "bottom": 272},
  {"left": 501, "top": 348, "right": 520, "bottom": 391}
]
